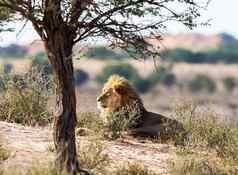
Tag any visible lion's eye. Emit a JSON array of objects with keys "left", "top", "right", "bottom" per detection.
[{"left": 106, "top": 92, "right": 111, "bottom": 96}]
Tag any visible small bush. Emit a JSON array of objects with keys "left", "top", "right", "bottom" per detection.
[
  {"left": 31, "top": 52, "right": 52, "bottom": 75},
  {"left": 105, "top": 103, "right": 141, "bottom": 139},
  {"left": 133, "top": 78, "right": 152, "bottom": 93},
  {"left": 0, "top": 68, "right": 52, "bottom": 126},
  {"left": 188, "top": 74, "right": 216, "bottom": 93},
  {"left": 86, "top": 46, "right": 128, "bottom": 60},
  {"left": 222, "top": 77, "right": 237, "bottom": 92},
  {"left": 96, "top": 63, "right": 139, "bottom": 84},
  {"left": 162, "top": 73, "right": 176, "bottom": 87},
  {"left": 147, "top": 66, "right": 176, "bottom": 88},
  {"left": 96, "top": 63, "right": 151, "bottom": 93},
  {"left": 74, "top": 69, "right": 89, "bottom": 86},
  {"left": 115, "top": 163, "right": 157, "bottom": 175},
  {"left": 2, "top": 63, "right": 13, "bottom": 74}
]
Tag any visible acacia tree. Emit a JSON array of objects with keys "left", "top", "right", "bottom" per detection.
[
  {"left": 0, "top": 0, "right": 209, "bottom": 174},
  {"left": 0, "top": 7, "right": 12, "bottom": 32}
]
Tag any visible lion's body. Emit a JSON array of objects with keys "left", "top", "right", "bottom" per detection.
[{"left": 97, "top": 75, "right": 186, "bottom": 143}]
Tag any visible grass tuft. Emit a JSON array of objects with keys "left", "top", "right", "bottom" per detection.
[
  {"left": 170, "top": 156, "right": 238, "bottom": 175},
  {"left": 0, "top": 145, "right": 10, "bottom": 163},
  {"left": 114, "top": 163, "right": 158, "bottom": 175},
  {"left": 171, "top": 101, "right": 238, "bottom": 175},
  {"left": 77, "top": 140, "right": 110, "bottom": 174}
]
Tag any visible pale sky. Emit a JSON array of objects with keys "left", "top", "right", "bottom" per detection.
[{"left": 0, "top": 0, "right": 237, "bottom": 46}]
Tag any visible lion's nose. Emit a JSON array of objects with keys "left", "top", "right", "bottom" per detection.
[{"left": 97, "top": 96, "right": 102, "bottom": 102}]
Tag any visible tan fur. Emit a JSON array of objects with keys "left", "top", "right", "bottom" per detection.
[
  {"left": 97, "top": 75, "right": 144, "bottom": 113},
  {"left": 97, "top": 75, "right": 186, "bottom": 143}
]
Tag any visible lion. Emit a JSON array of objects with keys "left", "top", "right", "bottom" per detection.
[{"left": 97, "top": 75, "right": 187, "bottom": 144}]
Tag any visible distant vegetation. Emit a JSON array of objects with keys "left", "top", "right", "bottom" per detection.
[
  {"left": 85, "top": 46, "right": 129, "bottom": 60},
  {"left": 188, "top": 74, "right": 217, "bottom": 93},
  {"left": 85, "top": 33, "right": 238, "bottom": 64},
  {"left": 160, "top": 33, "right": 238, "bottom": 64},
  {"left": 2, "top": 63, "right": 13, "bottom": 74},
  {"left": 1, "top": 33, "right": 237, "bottom": 64},
  {"left": 31, "top": 52, "right": 52, "bottom": 74},
  {"left": 74, "top": 69, "right": 89, "bottom": 86},
  {"left": 96, "top": 63, "right": 176, "bottom": 93},
  {"left": 148, "top": 67, "right": 176, "bottom": 88},
  {"left": 222, "top": 77, "right": 237, "bottom": 92},
  {"left": 30, "top": 53, "right": 89, "bottom": 86},
  {"left": 0, "top": 44, "right": 27, "bottom": 58}
]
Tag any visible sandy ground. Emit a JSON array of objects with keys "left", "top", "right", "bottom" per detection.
[{"left": 0, "top": 121, "right": 176, "bottom": 174}]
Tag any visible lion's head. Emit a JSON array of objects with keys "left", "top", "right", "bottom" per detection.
[{"left": 97, "top": 75, "right": 145, "bottom": 114}]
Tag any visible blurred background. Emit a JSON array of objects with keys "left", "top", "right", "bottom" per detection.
[{"left": 0, "top": 0, "right": 237, "bottom": 124}]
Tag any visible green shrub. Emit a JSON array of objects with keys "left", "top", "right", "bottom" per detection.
[
  {"left": 96, "top": 63, "right": 139, "bottom": 83},
  {"left": 162, "top": 73, "right": 176, "bottom": 87},
  {"left": 161, "top": 48, "right": 193, "bottom": 62},
  {"left": 133, "top": 78, "right": 152, "bottom": 93},
  {"left": 0, "top": 68, "right": 52, "bottom": 126},
  {"left": 147, "top": 67, "right": 176, "bottom": 88},
  {"left": 31, "top": 52, "right": 52, "bottom": 75},
  {"left": 105, "top": 103, "right": 141, "bottom": 139},
  {"left": 96, "top": 63, "right": 152, "bottom": 93},
  {"left": 74, "top": 69, "right": 89, "bottom": 86},
  {"left": 85, "top": 46, "right": 128, "bottom": 60},
  {"left": 222, "top": 77, "right": 237, "bottom": 92},
  {"left": 2, "top": 63, "right": 13, "bottom": 74},
  {"left": 147, "top": 67, "right": 167, "bottom": 84},
  {"left": 188, "top": 74, "right": 216, "bottom": 93}
]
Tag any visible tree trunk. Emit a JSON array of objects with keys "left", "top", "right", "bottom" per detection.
[{"left": 44, "top": 29, "right": 79, "bottom": 174}]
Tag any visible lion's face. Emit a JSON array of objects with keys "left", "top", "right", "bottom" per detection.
[{"left": 97, "top": 86, "right": 122, "bottom": 112}]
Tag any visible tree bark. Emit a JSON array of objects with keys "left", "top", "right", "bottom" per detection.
[{"left": 44, "top": 29, "right": 79, "bottom": 174}]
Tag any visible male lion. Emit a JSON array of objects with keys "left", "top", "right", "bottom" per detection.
[{"left": 97, "top": 75, "right": 187, "bottom": 144}]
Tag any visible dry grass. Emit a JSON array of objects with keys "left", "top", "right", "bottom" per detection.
[
  {"left": 76, "top": 112, "right": 105, "bottom": 138},
  {"left": 174, "top": 101, "right": 238, "bottom": 161},
  {"left": 170, "top": 156, "right": 238, "bottom": 175},
  {"left": 114, "top": 163, "right": 158, "bottom": 175},
  {"left": 77, "top": 140, "right": 110, "bottom": 175},
  {"left": 0, "top": 165, "right": 62, "bottom": 175},
  {"left": 0, "top": 145, "right": 9, "bottom": 164},
  {"left": 170, "top": 101, "right": 238, "bottom": 175},
  {"left": 0, "top": 69, "right": 51, "bottom": 126}
]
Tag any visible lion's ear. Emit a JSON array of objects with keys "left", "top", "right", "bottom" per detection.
[{"left": 114, "top": 85, "right": 125, "bottom": 95}]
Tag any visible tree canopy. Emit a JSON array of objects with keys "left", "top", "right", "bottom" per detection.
[
  {"left": 0, "top": 0, "right": 209, "bottom": 57},
  {"left": 0, "top": 7, "right": 12, "bottom": 32}
]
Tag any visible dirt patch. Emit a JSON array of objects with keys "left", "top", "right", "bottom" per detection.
[
  {"left": 0, "top": 122, "right": 53, "bottom": 169},
  {"left": 0, "top": 121, "right": 176, "bottom": 174}
]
